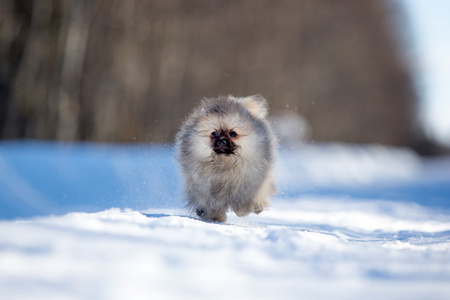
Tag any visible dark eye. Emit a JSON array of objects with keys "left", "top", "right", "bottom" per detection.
[
  {"left": 229, "top": 131, "right": 237, "bottom": 138},
  {"left": 211, "top": 131, "right": 219, "bottom": 138}
]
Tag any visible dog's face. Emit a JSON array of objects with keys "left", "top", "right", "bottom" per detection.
[
  {"left": 183, "top": 95, "right": 269, "bottom": 161},
  {"left": 194, "top": 111, "right": 247, "bottom": 158}
]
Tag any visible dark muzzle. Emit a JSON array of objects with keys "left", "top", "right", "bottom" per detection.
[{"left": 213, "top": 136, "right": 235, "bottom": 154}]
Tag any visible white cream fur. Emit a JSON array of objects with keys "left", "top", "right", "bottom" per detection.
[{"left": 237, "top": 95, "right": 269, "bottom": 119}]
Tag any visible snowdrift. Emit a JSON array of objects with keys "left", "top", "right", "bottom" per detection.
[{"left": 0, "top": 141, "right": 449, "bottom": 299}]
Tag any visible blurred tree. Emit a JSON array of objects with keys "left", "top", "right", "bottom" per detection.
[{"left": 0, "top": 0, "right": 428, "bottom": 152}]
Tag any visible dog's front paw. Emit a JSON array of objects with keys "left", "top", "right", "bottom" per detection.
[
  {"left": 195, "top": 207, "right": 227, "bottom": 222},
  {"left": 196, "top": 208, "right": 206, "bottom": 217}
]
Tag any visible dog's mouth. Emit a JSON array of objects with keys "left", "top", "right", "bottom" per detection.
[{"left": 213, "top": 148, "right": 235, "bottom": 155}]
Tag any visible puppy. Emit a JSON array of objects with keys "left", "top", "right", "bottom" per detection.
[{"left": 175, "top": 95, "right": 277, "bottom": 222}]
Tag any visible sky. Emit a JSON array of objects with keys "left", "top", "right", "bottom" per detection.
[{"left": 399, "top": 0, "right": 450, "bottom": 146}]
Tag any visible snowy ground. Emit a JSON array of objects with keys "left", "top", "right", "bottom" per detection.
[{"left": 0, "top": 141, "right": 449, "bottom": 299}]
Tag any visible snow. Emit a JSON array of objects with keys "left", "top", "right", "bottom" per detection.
[{"left": 0, "top": 141, "right": 450, "bottom": 299}]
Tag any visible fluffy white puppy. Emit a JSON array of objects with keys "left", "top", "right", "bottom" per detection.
[{"left": 175, "top": 95, "right": 277, "bottom": 222}]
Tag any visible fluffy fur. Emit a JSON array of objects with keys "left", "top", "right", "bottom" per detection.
[{"left": 175, "top": 95, "right": 277, "bottom": 222}]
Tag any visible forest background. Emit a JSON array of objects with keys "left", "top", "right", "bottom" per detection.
[{"left": 1, "top": 0, "right": 443, "bottom": 155}]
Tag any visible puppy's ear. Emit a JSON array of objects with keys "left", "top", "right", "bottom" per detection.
[{"left": 238, "top": 95, "right": 268, "bottom": 119}]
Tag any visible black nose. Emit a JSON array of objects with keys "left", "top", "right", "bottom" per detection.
[{"left": 215, "top": 138, "right": 228, "bottom": 147}]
